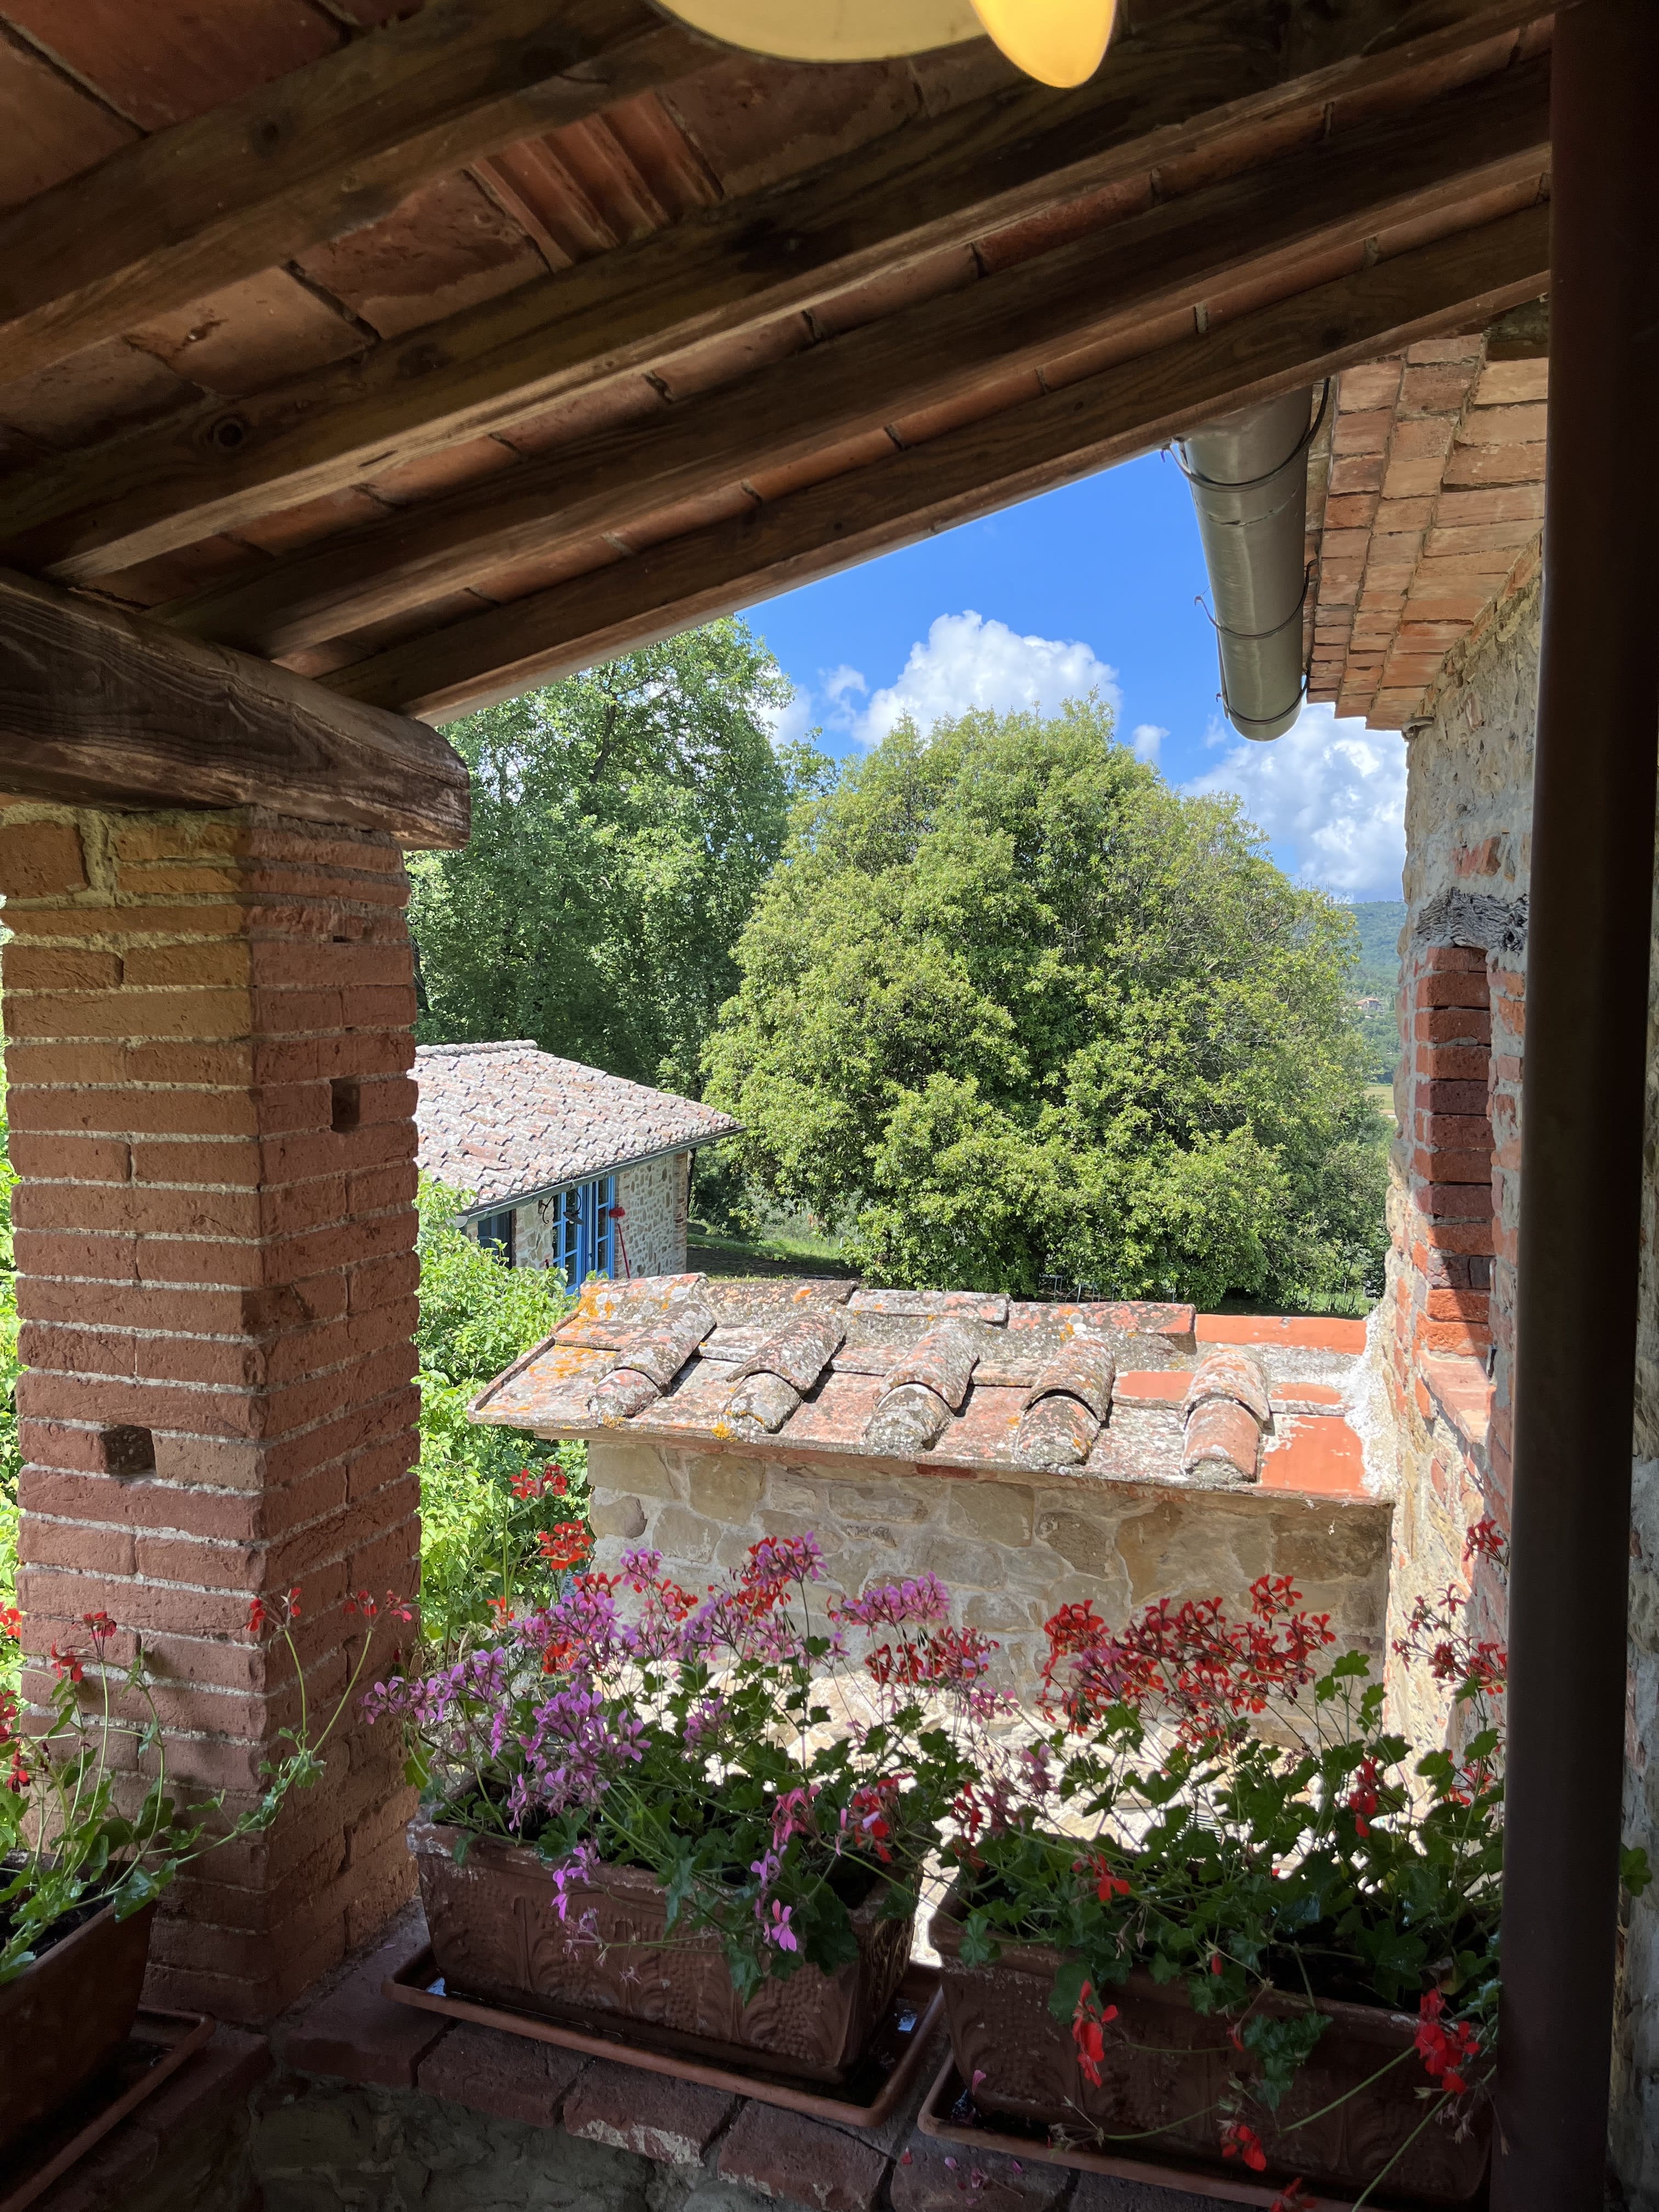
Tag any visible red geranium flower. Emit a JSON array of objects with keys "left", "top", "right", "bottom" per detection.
[
  {"left": 1221, "top": 2121, "right": 1267, "bottom": 2172},
  {"left": 49, "top": 1644, "right": 84, "bottom": 1684},
  {"left": 1070, "top": 1980, "right": 1119, "bottom": 2087},
  {"left": 539, "top": 1521, "right": 593, "bottom": 1573},
  {"left": 1415, "top": 1991, "right": 1482, "bottom": 2096},
  {"left": 1272, "top": 2182, "right": 1318, "bottom": 2211}
]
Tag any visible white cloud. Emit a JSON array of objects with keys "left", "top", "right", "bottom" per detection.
[
  {"left": 1183, "top": 702, "right": 1408, "bottom": 902},
  {"left": 851, "top": 611, "right": 1120, "bottom": 745},
  {"left": 1131, "top": 722, "right": 1169, "bottom": 763},
  {"left": 821, "top": 664, "right": 868, "bottom": 708}
]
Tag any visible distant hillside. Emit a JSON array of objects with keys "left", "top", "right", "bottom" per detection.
[{"left": 1345, "top": 900, "right": 1405, "bottom": 1082}]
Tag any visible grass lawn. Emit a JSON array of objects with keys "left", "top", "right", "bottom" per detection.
[{"left": 687, "top": 1215, "right": 859, "bottom": 1280}]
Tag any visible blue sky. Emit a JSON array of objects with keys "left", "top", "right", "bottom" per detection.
[{"left": 741, "top": 450, "right": 1409, "bottom": 904}]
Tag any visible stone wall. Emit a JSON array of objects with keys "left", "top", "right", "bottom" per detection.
[
  {"left": 1374, "top": 571, "right": 1537, "bottom": 1750},
  {"left": 509, "top": 1153, "right": 688, "bottom": 1281},
  {"left": 585, "top": 1436, "right": 1392, "bottom": 1703},
  {"left": 1613, "top": 859, "right": 1659, "bottom": 2203},
  {"left": 1375, "top": 555, "right": 1659, "bottom": 2202},
  {"left": 613, "top": 1150, "right": 689, "bottom": 1279}
]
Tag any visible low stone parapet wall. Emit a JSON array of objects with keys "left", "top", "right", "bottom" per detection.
[{"left": 588, "top": 1433, "right": 1392, "bottom": 1699}]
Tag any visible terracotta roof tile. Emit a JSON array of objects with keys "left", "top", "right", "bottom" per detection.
[
  {"left": 472, "top": 1274, "right": 1375, "bottom": 1505},
  {"left": 415, "top": 1042, "right": 739, "bottom": 1211}
]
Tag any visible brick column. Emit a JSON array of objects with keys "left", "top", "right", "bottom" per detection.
[{"left": 0, "top": 800, "right": 421, "bottom": 2021}]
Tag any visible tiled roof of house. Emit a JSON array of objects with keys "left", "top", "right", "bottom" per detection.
[
  {"left": 415, "top": 1042, "right": 740, "bottom": 1212},
  {"left": 472, "top": 1273, "right": 1376, "bottom": 1505}
]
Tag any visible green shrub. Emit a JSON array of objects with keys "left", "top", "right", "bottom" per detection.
[{"left": 415, "top": 1176, "right": 584, "bottom": 1645}]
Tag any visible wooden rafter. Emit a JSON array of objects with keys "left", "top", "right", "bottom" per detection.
[
  {"left": 0, "top": 571, "right": 469, "bottom": 848},
  {"left": 0, "top": 0, "right": 713, "bottom": 391},
  {"left": 0, "top": 0, "right": 1551, "bottom": 585},
  {"left": 322, "top": 201, "right": 1551, "bottom": 720},
  {"left": 153, "top": 55, "right": 1550, "bottom": 662}
]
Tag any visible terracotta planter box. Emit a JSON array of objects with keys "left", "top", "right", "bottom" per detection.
[
  {"left": 411, "top": 1819, "right": 913, "bottom": 2083},
  {"left": 931, "top": 1888, "right": 1489, "bottom": 2205},
  {"left": 0, "top": 1897, "right": 156, "bottom": 2156}
]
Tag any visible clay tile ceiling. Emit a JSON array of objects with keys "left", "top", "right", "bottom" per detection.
[
  {"left": 1305, "top": 321, "right": 1548, "bottom": 729},
  {"left": 0, "top": 1, "right": 1557, "bottom": 725}
]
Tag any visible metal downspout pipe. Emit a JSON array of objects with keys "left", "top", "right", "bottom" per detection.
[{"left": 1177, "top": 388, "right": 1319, "bottom": 742}]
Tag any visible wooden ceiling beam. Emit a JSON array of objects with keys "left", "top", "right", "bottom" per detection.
[
  {"left": 321, "top": 200, "right": 1551, "bottom": 723},
  {"left": 154, "top": 56, "right": 1550, "bottom": 661},
  {"left": 1, "top": 0, "right": 1551, "bottom": 584},
  {"left": 0, "top": 0, "right": 712, "bottom": 390},
  {"left": 0, "top": 571, "right": 468, "bottom": 848}
]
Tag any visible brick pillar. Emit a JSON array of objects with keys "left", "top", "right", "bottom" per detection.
[
  {"left": 1406, "top": 944, "right": 1496, "bottom": 1363},
  {"left": 0, "top": 801, "right": 421, "bottom": 2021}
]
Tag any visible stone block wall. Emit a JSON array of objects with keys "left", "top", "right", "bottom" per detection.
[
  {"left": 0, "top": 800, "right": 421, "bottom": 2022},
  {"left": 1373, "top": 570, "right": 1537, "bottom": 1749},
  {"left": 509, "top": 1154, "right": 687, "bottom": 1282},
  {"left": 612, "top": 1150, "right": 689, "bottom": 1279},
  {"left": 585, "top": 1436, "right": 1392, "bottom": 1701}
]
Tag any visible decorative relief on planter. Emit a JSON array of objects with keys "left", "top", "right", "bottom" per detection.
[
  {"left": 931, "top": 1892, "right": 1488, "bottom": 2205},
  {"left": 411, "top": 1821, "right": 911, "bottom": 2085}
]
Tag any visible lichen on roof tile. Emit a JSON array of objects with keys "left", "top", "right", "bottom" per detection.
[
  {"left": 415, "top": 1040, "right": 741, "bottom": 1209},
  {"left": 468, "top": 1272, "right": 1379, "bottom": 1507}
]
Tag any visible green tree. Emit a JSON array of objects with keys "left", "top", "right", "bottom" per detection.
[
  {"left": 704, "top": 700, "right": 1389, "bottom": 1312},
  {"left": 410, "top": 622, "right": 825, "bottom": 1094}
]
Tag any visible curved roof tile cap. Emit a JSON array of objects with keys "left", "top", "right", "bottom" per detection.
[
  {"left": 470, "top": 1273, "right": 1373, "bottom": 1500},
  {"left": 415, "top": 1040, "right": 741, "bottom": 1210},
  {"left": 1182, "top": 1347, "right": 1272, "bottom": 1484},
  {"left": 724, "top": 1310, "right": 847, "bottom": 1438},
  {"left": 862, "top": 1318, "right": 980, "bottom": 1455},
  {"left": 1014, "top": 1327, "right": 1116, "bottom": 1470}
]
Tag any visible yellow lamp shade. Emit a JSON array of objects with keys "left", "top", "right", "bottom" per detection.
[
  {"left": 656, "top": 0, "right": 982, "bottom": 64},
  {"left": 970, "top": 0, "right": 1117, "bottom": 87},
  {"left": 656, "top": 0, "right": 1118, "bottom": 82}
]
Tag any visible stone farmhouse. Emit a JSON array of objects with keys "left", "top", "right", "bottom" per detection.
[
  {"left": 414, "top": 1039, "right": 738, "bottom": 1280},
  {"left": 0, "top": 6, "right": 1651, "bottom": 2211}
]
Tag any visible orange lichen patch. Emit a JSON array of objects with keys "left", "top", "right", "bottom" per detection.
[
  {"left": 1196, "top": 1315, "right": 1369, "bottom": 1354},
  {"left": 1259, "top": 1415, "right": 1369, "bottom": 1500}
]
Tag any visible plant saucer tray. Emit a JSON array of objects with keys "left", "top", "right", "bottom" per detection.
[
  {"left": 916, "top": 2055, "right": 1490, "bottom": 2212},
  {"left": 385, "top": 1946, "right": 944, "bottom": 2128},
  {"left": 0, "top": 2007, "right": 215, "bottom": 2212}
]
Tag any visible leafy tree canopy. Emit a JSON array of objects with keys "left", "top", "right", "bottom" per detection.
[
  {"left": 704, "top": 699, "right": 1388, "bottom": 1311},
  {"left": 410, "top": 622, "right": 828, "bottom": 1094}
]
